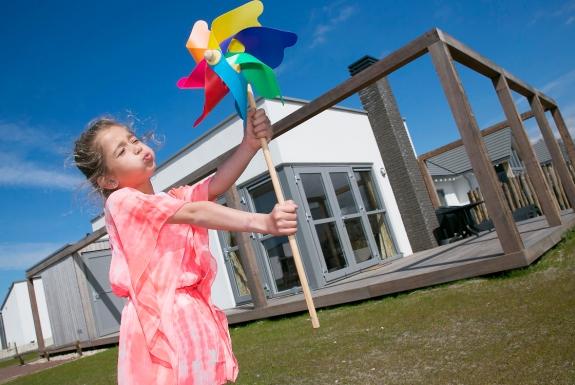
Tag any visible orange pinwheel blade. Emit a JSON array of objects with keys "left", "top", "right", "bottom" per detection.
[{"left": 186, "top": 20, "right": 211, "bottom": 63}]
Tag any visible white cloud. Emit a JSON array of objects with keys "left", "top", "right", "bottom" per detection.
[
  {"left": 0, "top": 152, "right": 83, "bottom": 190},
  {"left": 0, "top": 120, "right": 71, "bottom": 156},
  {"left": 0, "top": 119, "right": 82, "bottom": 190},
  {"left": 512, "top": 68, "right": 575, "bottom": 110},
  {"left": 0, "top": 242, "right": 65, "bottom": 270},
  {"left": 309, "top": 3, "right": 357, "bottom": 48},
  {"left": 529, "top": 0, "right": 575, "bottom": 25},
  {"left": 541, "top": 68, "right": 575, "bottom": 95}
]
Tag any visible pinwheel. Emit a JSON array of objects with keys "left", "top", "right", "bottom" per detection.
[
  {"left": 177, "top": 0, "right": 320, "bottom": 329},
  {"left": 177, "top": 0, "right": 297, "bottom": 127}
]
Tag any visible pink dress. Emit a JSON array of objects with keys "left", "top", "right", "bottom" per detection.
[{"left": 105, "top": 177, "right": 238, "bottom": 385}]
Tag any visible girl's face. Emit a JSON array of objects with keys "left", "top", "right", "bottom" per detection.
[{"left": 96, "top": 125, "right": 156, "bottom": 191}]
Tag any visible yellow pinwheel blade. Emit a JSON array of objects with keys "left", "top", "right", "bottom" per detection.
[
  {"left": 186, "top": 20, "right": 211, "bottom": 63},
  {"left": 208, "top": 0, "right": 263, "bottom": 49},
  {"left": 228, "top": 39, "right": 246, "bottom": 54}
]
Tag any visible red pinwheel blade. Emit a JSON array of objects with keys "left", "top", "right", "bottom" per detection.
[
  {"left": 177, "top": 60, "right": 208, "bottom": 89},
  {"left": 193, "top": 66, "right": 229, "bottom": 127}
]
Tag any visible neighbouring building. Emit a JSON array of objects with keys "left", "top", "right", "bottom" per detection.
[{"left": 0, "top": 279, "right": 52, "bottom": 350}]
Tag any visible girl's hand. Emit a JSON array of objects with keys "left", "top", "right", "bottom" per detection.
[
  {"left": 267, "top": 200, "right": 298, "bottom": 236},
  {"left": 243, "top": 108, "right": 272, "bottom": 152}
]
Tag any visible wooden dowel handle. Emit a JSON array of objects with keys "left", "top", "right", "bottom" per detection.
[{"left": 248, "top": 86, "right": 319, "bottom": 328}]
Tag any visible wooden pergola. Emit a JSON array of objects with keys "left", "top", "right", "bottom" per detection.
[{"left": 26, "top": 28, "right": 574, "bottom": 354}]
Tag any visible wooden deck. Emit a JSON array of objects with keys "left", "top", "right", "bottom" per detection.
[
  {"left": 226, "top": 209, "right": 575, "bottom": 324},
  {"left": 41, "top": 210, "right": 574, "bottom": 355}
]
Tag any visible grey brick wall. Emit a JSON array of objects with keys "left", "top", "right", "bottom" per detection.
[{"left": 349, "top": 56, "right": 438, "bottom": 252}]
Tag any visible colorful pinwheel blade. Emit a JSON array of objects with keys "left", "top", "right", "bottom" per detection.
[
  {"left": 186, "top": 20, "right": 211, "bottom": 63},
  {"left": 232, "top": 53, "right": 282, "bottom": 99},
  {"left": 193, "top": 66, "right": 229, "bottom": 127},
  {"left": 232, "top": 27, "right": 297, "bottom": 68},
  {"left": 177, "top": 60, "right": 207, "bottom": 89},
  {"left": 209, "top": 0, "right": 263, "bottom": 49},
  {"left": 210, "top": 58, "right": 248, "bottom": 121}
]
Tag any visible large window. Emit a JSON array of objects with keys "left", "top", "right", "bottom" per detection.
[{"left": 217, "top": 165, "right": 399, "bottom": 299}]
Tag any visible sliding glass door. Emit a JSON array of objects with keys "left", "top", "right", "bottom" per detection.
[{"left": 295, "top": 166, "right": 396, "bottom": 282}]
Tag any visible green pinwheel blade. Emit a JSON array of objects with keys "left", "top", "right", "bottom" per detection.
[{"left": 233, "top": 52, "right": 283, "bottom": 100}]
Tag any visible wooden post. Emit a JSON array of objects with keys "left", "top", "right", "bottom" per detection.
[
  {"left": 26, "top": 278, "right": 45, "bottom": 353},
  {"left": 492, "top": 75, "right": 561, "bottom": 226},
  {"left": 524, "top": 174, "right": 541, "bottom": 209},
  {"left": 550, "top": 164, "right": 570, "bottom": 208},
  {"left": 418, "top": 159, "right": 441, "bottom": 209},
  {"left": 519, "top": 174, "right": 534, "bottom": 206},
  {"left": 550, "top": 107, "right": 575, "bottom": 168},
  {"left": 247, "top": 88, "right": 320, "bottom": 329},
  {"left": 14, "top": 344, "right": 24, "bottom": 365},
  {"left": 429, "top": 41, "right": 524, "bottom": 255},
  {"left": 544, "top": 165, "right": 566, "bottom": 209},
  {"left": 223, "top": 186, "right": 268, "bottom": 309},
  {"left": 529, "top": 95, "right": 575, "bottom": 208},
  {"left": 502, "top": 182, "right": 516, "bottom": 211}
]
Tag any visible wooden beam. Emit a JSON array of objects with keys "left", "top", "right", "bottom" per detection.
[
  {"left": 438, "top": 30, "right": 556, "bottom": 108},
  {"left": 418, "top": 159, "right": 441, "bottom": 208},
  {"left": 429, "top": 40, "right": 524, "bottom": 255},
  {"left": 530, "top": 95, "right": 575, "bottom": 207},
  {"left": 419, "top": 110, "right": 535, "bottom": 161},
  {"left": 27, "top": 278, "right": 45, "bottom": 352},
  {"left": 223, "top": 186, "right": 268, "bottom": 309},
  {"left": 493, "top": 75, "right": 561, "bottom": 227},
  {"left": 551, "top": 107, "right": 575, "bottom": 167}
]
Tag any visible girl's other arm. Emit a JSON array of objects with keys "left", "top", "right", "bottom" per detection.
[
  {"left": 207, "top": 108, "right": 271, "bottom": 201},
  {"left": 167, "top": 199, "right": 297, "bottom": 236}
]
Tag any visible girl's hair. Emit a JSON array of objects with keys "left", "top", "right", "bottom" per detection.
[{"left": 73, "top": 117, "right": 130, "bottom": 200}]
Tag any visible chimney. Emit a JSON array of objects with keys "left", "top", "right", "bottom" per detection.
[{"left": 349, "top": 56, "right": 438, "bottom": 251}]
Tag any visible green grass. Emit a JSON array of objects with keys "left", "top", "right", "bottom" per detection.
[
  {"left": 7, "top": 230, "right": 575, "bottom": 384},
  {"left": 0, "top": 352, "right": 39, "bottom": 370}
]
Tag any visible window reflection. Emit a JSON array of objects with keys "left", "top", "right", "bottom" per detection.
[
  {"left": 262, "top": 236, "right": 300, "bottom": 292},
  {"left": 301, "top": 173, "right": 332, "bottom": 220},
  {"left": 330, "top": 172, "right": 357, "bottom": 215}
]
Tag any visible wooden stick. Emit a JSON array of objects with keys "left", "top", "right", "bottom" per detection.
[{"left": 247, "top": 87, "right": 320, "bottom": 329}]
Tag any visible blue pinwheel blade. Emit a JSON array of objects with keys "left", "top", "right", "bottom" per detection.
[
  {"left": 210, "top": 58, "right": 248, "bottom": 121},
  {"left": 231, "top": 27, "right": 297, "bottom": 69}
]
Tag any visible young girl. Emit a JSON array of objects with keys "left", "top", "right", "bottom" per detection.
[{"left": 73, "top": 109, "right": 298, "bottom": 385}]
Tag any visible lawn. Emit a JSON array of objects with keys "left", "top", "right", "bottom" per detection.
[{"left": 6, "top": 229, "right": 575, "bottom": 384}]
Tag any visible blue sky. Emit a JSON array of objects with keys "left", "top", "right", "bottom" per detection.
[{"left": 1, "top": 0, "right": 574, "bottom": 301}]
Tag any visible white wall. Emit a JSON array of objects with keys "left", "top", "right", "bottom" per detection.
[
  {"left": 90, "top": 98, "right": 413, "bottom": 309},
  {"left": 434, "top": 174, "right": 478, "bottom": 206},
  {"left": 1, "top": 282, "right": 36, "bottom": 348}
]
